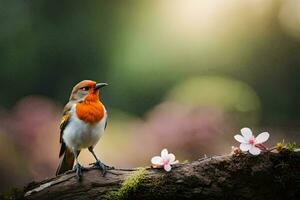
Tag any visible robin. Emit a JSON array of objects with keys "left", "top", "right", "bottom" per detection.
[{"left": 56, "top": 80, "right": 111, "bottom": 179}]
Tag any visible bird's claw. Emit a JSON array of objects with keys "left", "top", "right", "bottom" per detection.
[
  {"left": 91, "top": 161, "right": 114, "bottom": 176},
  {"left": 104, "top": 164, "right": 115, "bottom": 170},
  {"left": 74, "top": 163, "right": 83, "bottom": 180}
]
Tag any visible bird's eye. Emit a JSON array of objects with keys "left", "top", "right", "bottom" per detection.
[{"left": 81, "top": 86, "right": 90, "bottom": 91}]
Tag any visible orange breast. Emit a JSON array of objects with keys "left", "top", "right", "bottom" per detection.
[{"left": 76, "top": 101, "right": 105, "bottom": 124}]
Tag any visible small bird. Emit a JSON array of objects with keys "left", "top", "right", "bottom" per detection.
[{"left": 56, "top": 80, "right": 111, "bottom": 179}]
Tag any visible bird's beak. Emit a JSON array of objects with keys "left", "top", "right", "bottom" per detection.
[{"left": 95, "top": 83, "right": 108, "bottom": 90}]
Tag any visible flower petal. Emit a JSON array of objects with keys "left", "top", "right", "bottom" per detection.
[
  {"left": 241, "top": 127, "right": 253, "bottom": 140},
  {"left": 255, "top": 132, "right": 269, "bottom": 144},
  {"left": 167, "top": 153, "right": 176, "bottom": 163},
  {"left": 164, "top": 164, "right": 171, "bottom": 172},
  {"left": 240, "top": 143, "right": 251, "bottom": 151},
  {"left": 234, "top": 135, "right": 246, "bottom": 143},
  {"left": 249, "top": 146, "right": 261, "bottom": 155},
  {"left": 151, "top": 156, "right": 163, "bottom": 165},
  {"left": 161, "top": 149, "right": 168, "bottom": 159}
]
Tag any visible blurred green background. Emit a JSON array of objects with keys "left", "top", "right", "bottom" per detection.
[{"left": 0, "top": 0, "right": 300, "bottom": 192}]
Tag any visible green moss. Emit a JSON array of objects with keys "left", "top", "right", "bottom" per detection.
[
  {"left": 286, "top": 142, "right": 297, "bottom": 151},
  {"left": 106, "top": 168, "right": 146, "bottom": 200}
]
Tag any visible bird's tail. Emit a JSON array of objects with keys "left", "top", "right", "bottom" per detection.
[{"left": 56, "top": 147, "right": 75, "bottom": 175}]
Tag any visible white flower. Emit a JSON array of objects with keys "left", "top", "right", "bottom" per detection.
[
  {"left": 151, "top": 149, "right": 179, "bottom": 172},
  {"left": 234, "top": 127, "right": 269, "bottom": 155}
]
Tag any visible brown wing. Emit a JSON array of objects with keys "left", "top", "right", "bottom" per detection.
[
  {"left": 58, "top": 101, "right": 74, "bottom": 157},
  {"left": 56, "top": 101, "right": 79, "bottom": 175}
]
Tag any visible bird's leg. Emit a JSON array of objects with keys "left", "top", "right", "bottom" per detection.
[
  {"left": 88, "top": 147, "right": 114, "bottom": 176},
  {"left": 73, "top": 150, "right": 83, "bottom": 180}
]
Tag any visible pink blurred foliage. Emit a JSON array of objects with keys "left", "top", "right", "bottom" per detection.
[
  {"left": 129, "top": 101, "right": 236, "bottom": 163},
  {"left": 0, "top": 96, "right": 62, "bottom": 185}
]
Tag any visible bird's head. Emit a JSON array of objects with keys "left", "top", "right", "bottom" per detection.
[{"left": 69, "top": 80, "right": 108, "bottom": 102}]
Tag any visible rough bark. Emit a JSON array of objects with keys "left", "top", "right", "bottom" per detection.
[{"left": 22, "top": 151, "right": 300, "bottom": 200}]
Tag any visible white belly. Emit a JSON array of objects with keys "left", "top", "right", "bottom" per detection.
[{"left": 62, "top": 104, "right": 107, "bottom": 150}]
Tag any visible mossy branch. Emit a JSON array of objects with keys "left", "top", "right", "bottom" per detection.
[
  {"left": 21, "top": 151, "right": 300, "bottom": 200},
  {"left": 106, "top": 168, "right": 146, "bottom": 200}
]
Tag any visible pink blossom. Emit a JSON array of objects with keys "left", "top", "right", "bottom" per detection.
[
  {"left": 151, "top": 149, "right": 179, "bottom": 172},
  {"left": 234, "top": 128, "right": 269, "bottom": 155}
]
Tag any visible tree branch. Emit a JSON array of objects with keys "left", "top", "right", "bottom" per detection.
[{"left": 23, "top": 151, "right": 300, "bottom": 200}]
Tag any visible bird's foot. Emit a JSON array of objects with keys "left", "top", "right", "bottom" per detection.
[
  {"left": 74, "top": 163, "right": 83, "bottom": 180},
  {"left": 104, "top": 163, "right": 115, "bottom": 170},
  {"left": 91, "top": 160, "right": 114, "bottom": 176}
]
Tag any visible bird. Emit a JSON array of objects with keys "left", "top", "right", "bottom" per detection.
[{"left": 56, "top": 80, "right": 111, "bottom": 179}]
